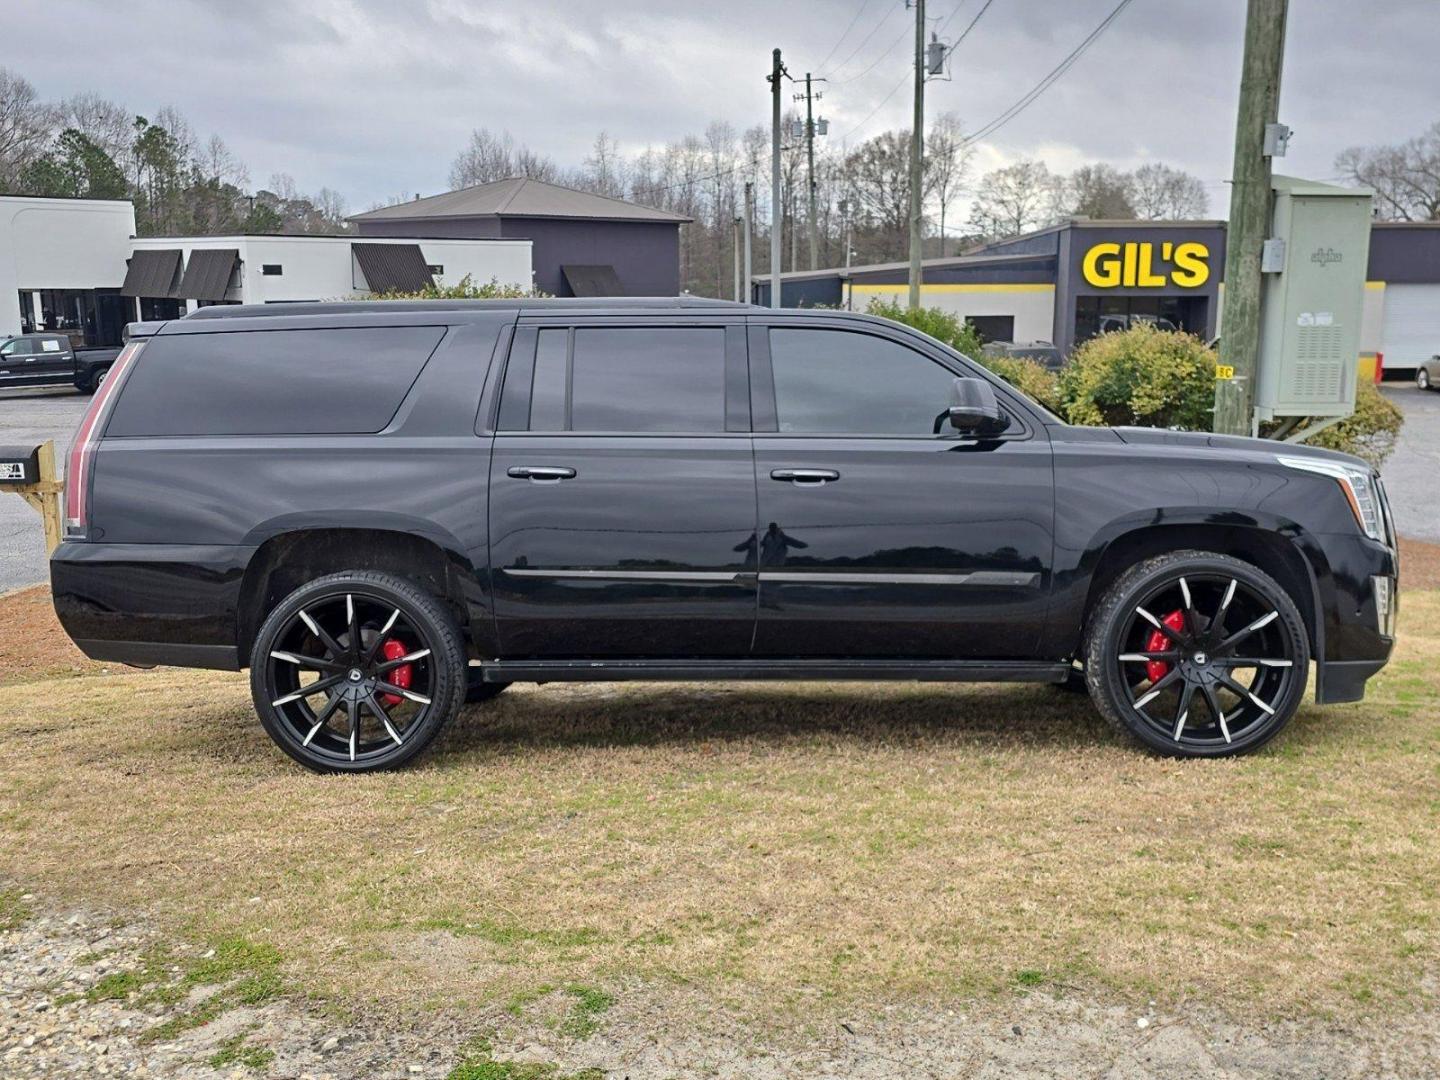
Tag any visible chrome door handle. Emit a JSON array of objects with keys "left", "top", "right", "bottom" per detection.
[
  {"left": 507, "top": 466, "right": 576, "bottom": 482},
  {"left": 770, "top": 468, "right": 840, "bottom": 485}
]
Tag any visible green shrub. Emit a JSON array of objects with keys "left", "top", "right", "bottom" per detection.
[
  {"left": 1059, "top": 323, "right": 1216, "bottom": 430},
  {"left": 865, "top": 297, "right": 985, "bottom": 357},
  {"left": 1277, "top": 383, "right": 1403, "bottom": 470},
  {"left": 981, "top": 354, "right": 1064, "bottom": 415},
  {"left": 864, "top": 298, "right": 1062, "bottom": 413},
  {"left": 372, "top": 274, "right": 542, "bottom": 300}
]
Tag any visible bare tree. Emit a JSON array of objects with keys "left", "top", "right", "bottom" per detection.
[
  {"left": 1130, "top": 162, "right": 1209, "bottom": 219},
  {"left": 1067, "top": 163, "right": 1136, "bottom": 219},
  {"left": 581, "top": 131, "right": 630, "bottom": 197},
  {"left": 1336, "top": 121, "right": 1440, "bottom": 221},
  {"left": 448, "top": 127, "right": 558, "bottom": 189},
  {"left": 58, "top": 91, "right": 131, "bottom": 161},
  {"left": 926, "top": 112, "right": 972, "bottom": 256},
  {"left": 843, "top": 129, "right": 918, "bottom": 262},
  {"left": 967, "top": 160, "right": 1063, "bottom": 240},
  {"left": 0, "top": 67, "right": 55, "bottom": 188}
]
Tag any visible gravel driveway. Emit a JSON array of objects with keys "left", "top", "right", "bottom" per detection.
[{"left": 1379, "top": 384, "right": 1440, "bottom": 543}]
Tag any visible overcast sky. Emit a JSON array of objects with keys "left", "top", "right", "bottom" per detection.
[{"left": 6, "top": 0, "right": 1435, "bottom": 218}]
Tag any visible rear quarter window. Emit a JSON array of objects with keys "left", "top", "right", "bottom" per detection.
[{"left": 104, "top": 326, "right": 445, "bottom": 437}]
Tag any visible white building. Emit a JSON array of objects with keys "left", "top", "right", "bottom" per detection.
[
  {"left": 126, "top": 234, "right": 533, "bottom": 318},
  {"left": 2, "top": 195, "right": 534, "bottom": 346},
  {"left": 1, "top": 195, "right": 137, "bottom": 341}
]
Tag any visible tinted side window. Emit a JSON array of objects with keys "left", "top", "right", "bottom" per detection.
[
  {"left": 105, "top": 327, "right": 445, "bottom": 437},
  {"left": 524, "top": 327, "right": 727, "bottom": 433},
  {"left": 768, "top": 328, "right": 960, "bottom": 435}
]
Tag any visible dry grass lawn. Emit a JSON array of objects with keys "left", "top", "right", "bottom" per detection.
[{"left": 0, "top": 582, "right": 1436, "bottom": 1042}]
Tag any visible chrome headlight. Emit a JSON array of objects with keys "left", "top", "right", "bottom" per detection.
[{"left": 1276, "top": 456, "right": 1387, "bottom": 545}]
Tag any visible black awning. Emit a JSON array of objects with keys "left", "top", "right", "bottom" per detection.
[
  {"left": 562, "top": 264, "right": 624, "bottom": 297},
  {"left": 120, "top": 249, "right": 182, "bottom": 298},
  {"left": 177, "top": 248, "right": 239, "bottom": 301},
  {"left": 352, "top": 243, "right": 434, "bottom": 293}
]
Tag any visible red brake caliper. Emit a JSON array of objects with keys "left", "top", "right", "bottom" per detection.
[
  {"left": 379, "top": 638, "right": 413, "bottom": 707},
  {"left": 1145, "top": 610, "right": 1186, "bottom": 683}
]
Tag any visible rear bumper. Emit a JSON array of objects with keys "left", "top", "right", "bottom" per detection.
[{"left": 50, "top": 541, "right": 249, "bottom": 670}]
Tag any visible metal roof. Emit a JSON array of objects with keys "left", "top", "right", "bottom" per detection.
[
  {"left": 352, "top": 243, "right": 435, "bottom": 293},
  {"left": 753, "top": 251, "right": 1058, "bottom": 283},
  {"left": 121, "top": 249, "right": 182, "bottom": 298},
  {"left": 348, "top": 177, "right": 691, "bottom": 225},
  {"left": 176, "top": 248, "right": 238, "bottom": 302}
]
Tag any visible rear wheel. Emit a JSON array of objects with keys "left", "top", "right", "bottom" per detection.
[
  {"left": 86, "top": 365, "right": 111, "bottom": 394},
  {"left": 1418, "top": 368, "right": 1432, "bottom": 391},
  {"left": 1084, "top": 551, "right": 1309, "bottom": 757},
  {"left": 249, "top": 571, "right": 466, "bottom": 772}
]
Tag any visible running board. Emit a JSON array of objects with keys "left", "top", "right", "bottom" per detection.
[{"left": 475, "top": 658, "right": 1071, "bottom": 684}]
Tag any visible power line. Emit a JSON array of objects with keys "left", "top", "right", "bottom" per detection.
[
  {"left": 965, "top": 0, "right": 1136, "bottom": 145},
  {"left": 836, "top": 0, "right": 995, "bottom": 142},
  {"left": 823, "top": 2, "right": 904, "bottom": 81},
  {"left": 829, "top": 14, "right": 913, "bottom": 85},
  {"left": 814, "top": 0, "right": 877, "bottom": 73}
]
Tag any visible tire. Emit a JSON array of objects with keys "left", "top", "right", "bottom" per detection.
[
  {"left": 249, "top": 571, "right": 467, "bottom": 773},
  {"left": 1083, "top": 550, "right": 1310, "bottom": 758},
  {"left": 86, "top": 366, "right": 110, "bottom": 394},
  {"left": 466, "top": 670, "right": 510, "bottom": 704},
  {"left": 1418, "top": 368, "right": 1432, "bottom": 391}
]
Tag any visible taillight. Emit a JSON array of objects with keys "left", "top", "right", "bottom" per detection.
[
  {"left": 1373, "top": 351, "right": 1383, "bottom": 384},
  {"left": 64, "top": 341, "right": 143, "bottom": 539}
]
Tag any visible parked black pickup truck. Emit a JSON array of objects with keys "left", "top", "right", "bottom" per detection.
[{"left": 0, "top": 333, "right": 124, "bottom": 393}]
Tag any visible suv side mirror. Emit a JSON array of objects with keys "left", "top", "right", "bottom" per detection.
[{"left": 945, "top": 377, "right": 1010, "bottom": 436}]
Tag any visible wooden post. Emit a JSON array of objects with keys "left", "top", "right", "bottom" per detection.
[
  {"left": 1214, "top": 0, "right": 1289, "bottom": 435},
  {"left": 16, "top": 440, "right": 63, "bottom": 555}
]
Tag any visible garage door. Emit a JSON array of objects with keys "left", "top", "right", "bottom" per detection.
[{"left": 1381, "top": 284, "right": 1440, "bottom": 370}]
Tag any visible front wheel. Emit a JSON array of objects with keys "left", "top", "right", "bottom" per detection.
[
  {"left": 1084, "top": 551, "right": 1309, "bottom": 758},
  {"left": 1418, "top": 368, "right": 1432, "bottom": 391},
  {"left": 250, "top": 571, "right": 467, "bottom": 772}
]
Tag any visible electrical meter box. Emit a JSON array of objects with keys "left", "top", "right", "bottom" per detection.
[{"left": 1254, "top": 176, "right": 1374, "bottom": 420}]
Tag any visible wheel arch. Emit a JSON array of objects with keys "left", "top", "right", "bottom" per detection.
[
  {"left": 1079, "top": 521, "right": 1324, "bottom": 658},
  {"left": 236, "top": 526, "right": 484, "bottom": 663}
]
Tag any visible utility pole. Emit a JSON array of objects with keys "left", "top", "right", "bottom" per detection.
[
  {"left": 768, "top": 48, "right": 786, "bottom": 308},
  {"left": 795, "top": 73, "right": 827, "bottom": 271},
  {"left": 732, "top": 217, "right": 742, "bottom": 301},
  {"left": 743, "top": 181, "right": 754, "bottom": 302},
  {"left": 907, "top": 0, "right": 925, "bottom": 309},
  {"left": 1214, "top": 0, "right": 1289, "bottom": 435}
]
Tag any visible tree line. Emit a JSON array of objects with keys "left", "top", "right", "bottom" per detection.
[
  {"left": 3, "top": 64, "right": 1435, "bottom": 298},
  {"left": 0, "top": 67, "right": 348, "bottom": 236}
]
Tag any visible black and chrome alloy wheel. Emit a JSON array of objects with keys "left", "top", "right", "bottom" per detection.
[
  {"left": 1085, "top": 551, "right": 1310, "bottom": 757},
  {"left": 250, "top": 572, "right": 465, "bottom": 772}
]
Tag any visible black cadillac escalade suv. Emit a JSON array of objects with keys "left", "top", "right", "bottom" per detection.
[{"left": 51, "top": 299, "right": 1398, "bottom": 772}]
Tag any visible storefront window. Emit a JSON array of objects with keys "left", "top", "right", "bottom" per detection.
[{"left": 1074, "top": 296, "right": 1209, "bottom": 346}]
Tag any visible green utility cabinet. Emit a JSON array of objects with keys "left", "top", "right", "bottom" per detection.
[{"left": 1254, "top": 176, "right": 1374, "bottom": 420}]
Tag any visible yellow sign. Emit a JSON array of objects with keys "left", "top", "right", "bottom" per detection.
[
  {"left": 1081, "top": 241, "right": 1210, "bottom": 289},
  {"left": 1215, "top": 364, "right": 1235, "bottom": 380}
]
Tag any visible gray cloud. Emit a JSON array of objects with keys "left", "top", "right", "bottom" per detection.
[{"left": 5, "top": 0, "right": 1433, "bottom": 212}]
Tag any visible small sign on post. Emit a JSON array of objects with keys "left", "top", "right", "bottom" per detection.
[{"left": 1, "top": 440, "right": 63, "bottom": 554}]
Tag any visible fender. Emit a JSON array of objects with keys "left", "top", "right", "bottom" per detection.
[{"left": 1043, "top": 506, "right": 1332, "bottom": 674}]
